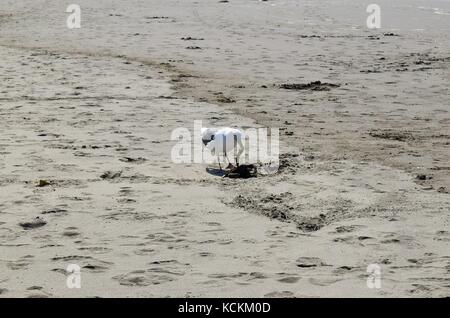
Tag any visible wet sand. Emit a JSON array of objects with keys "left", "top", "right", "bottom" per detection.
[{"left": 0, "top": 0, "right": 449, "bottom": 297}]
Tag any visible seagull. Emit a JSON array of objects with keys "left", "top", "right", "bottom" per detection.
[{"left": 201, "top": 127, "right": 244, "bottom": 170}]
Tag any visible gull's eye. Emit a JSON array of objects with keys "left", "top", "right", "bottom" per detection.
[{"left": 211, "top": 135, "right": 215, "bottom": 140}]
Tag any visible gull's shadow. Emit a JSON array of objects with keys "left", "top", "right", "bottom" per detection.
[{"left": 206, "top": 167, "right": 227, "bottom": 177}]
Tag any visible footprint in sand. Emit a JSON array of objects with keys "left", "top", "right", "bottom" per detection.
[
  {"left": 333, "top": 235, "right": 376, "bottom": 244},
  {"left": 308, "top": 277, "right": 342, "bottom": 286},
  {"left": 277, "top": 276, "right": 301, "bottom": 284},
  {"left": 334, "top": 224, "right": 366, "bottom": 233},
  {"left": 264, "top": 291, "right": 295, "bottom": 298},
  {"left": 50, "top": 255, "right": 112, "bottom": 275},
  {"left": 6, "top": 255, "right": 34, "bottom": 270},
  {"left": 113, "top": 270, "right": 176, "bottom": 286},
  {"left": 296, "top": 257, "right": 327, "bottom": 268},
  {"left": 77, "top": 246, "right": 112, "bottom": 254},
  {"left": 380, "top": 233, "right": 423, "bottom": 248},
  {"left": 113, "top": 260, "right": 188, "bottom": 286},
  {"left": 62, "top": 227, "right": 81, "bottom": 238}
]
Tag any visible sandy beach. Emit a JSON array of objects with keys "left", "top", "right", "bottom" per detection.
[{"left": 0, "top": 0, "right": 449, "bottom": 297}]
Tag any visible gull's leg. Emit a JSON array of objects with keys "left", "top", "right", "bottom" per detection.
[
  {"left": 225, "top": 153, "right": 231, "bottom": 165},
  {"left": 217, "top": 156, "right": 222, "bottom": 170},
  {"left": 236, "top": 139, "right": 244, "bottom": 166},
  {"left": 225, "top": 153, "right": 234, "bottom": 170}
]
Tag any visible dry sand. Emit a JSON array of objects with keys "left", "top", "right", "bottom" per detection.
[{"left": 0, "top": 0, "right": 449, "bottom": 297}]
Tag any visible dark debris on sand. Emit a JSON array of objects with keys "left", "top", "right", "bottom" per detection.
[
  {"left": 119, "top": 157, "right": 147, "bottom": 164},
  {"left": 279, "top": 81, "right": 340, "bottom": 91},
  {"left": 19, "top": 217, "right": 47, "bottom": 230},
  {"left": 230, "top": 192, "right": 327, "bottom": 232},
  {"left": 181, "top": 37, "right": 204, "bottom": 41},
  {"left": 186, "top": 46, "right": 202, "bottom": 50},
  {"left": 296, "top": 257, "right": 328, "bottom": 268},
  {"left": 369, "top": 129, "right": 416, "bottom": 142},
  {"left": 36, "top": 179, "right": 51, "bottom": 187},
  {"left": 100, "top": 171, "right": 122, "bottom": 180},
  {"left": 224, "top": 164, "right": 258, "bottom": 179},
  {"left": 278, "top": 153, "right": 301, "bottom": 174}
]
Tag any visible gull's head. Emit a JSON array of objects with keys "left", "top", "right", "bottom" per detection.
[{"left": 201, "top": 127, "right": 217, "bottom": 146}]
